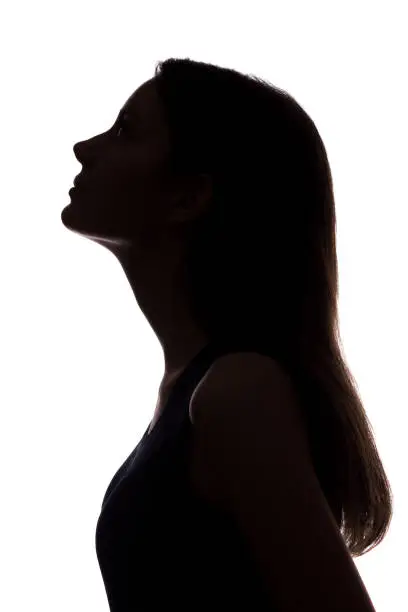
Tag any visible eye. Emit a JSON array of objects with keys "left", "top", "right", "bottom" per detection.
[
  {"left": 114, "top": 113, "right": 130, "bottom": 138},
  {"left": 116, "top": 120, "right": 126, "bottom": 137}
]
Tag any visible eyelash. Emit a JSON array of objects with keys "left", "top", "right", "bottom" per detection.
[
  {"left": 114, "top": 114, "right": 129, "bottom": 137},
  {"left": 116, "top": 122, "right": 126, "bottom": 137}
]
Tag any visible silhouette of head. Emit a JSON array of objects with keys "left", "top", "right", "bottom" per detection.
[{"left": 61, "top": 76, "right": 212, "bottom": 259}]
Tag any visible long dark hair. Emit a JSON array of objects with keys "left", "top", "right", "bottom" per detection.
[{"left": 154, "top": 57, "right": 393, "bottom": 557}]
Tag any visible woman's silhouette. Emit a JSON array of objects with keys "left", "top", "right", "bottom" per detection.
[{"left": 61, "top": 58, "right": 391, "bottom": 611}]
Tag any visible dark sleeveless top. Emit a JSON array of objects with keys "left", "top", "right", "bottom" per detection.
[{"left": 95, "top": 341, "right": 292, "bottom": 612}]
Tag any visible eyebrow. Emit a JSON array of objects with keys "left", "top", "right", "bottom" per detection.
[
  {"left": 114, "top": 105, "right": 132, "bottom": 126},
  {"left": 116, "top": 104, "right": 143, "bottom": 130},
  {"left": 118, "top": 108, "right": 130, "bottom": 121}
]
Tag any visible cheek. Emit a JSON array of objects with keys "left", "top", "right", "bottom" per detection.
[{"left": 78, "top": 147, "right": 167, "bottom": 220}]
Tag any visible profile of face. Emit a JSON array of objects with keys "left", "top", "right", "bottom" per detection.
[{"left": 61, "top": 77, "right": 192, "bottom": 258}]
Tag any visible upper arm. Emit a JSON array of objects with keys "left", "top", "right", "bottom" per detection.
[{"left": 189, "top": 352, "right": 376, "bottom": 612}]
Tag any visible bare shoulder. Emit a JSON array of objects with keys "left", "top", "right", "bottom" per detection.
[
  {"left": 189, "top": 351, "right": 309, "bottom": 449},
  {"left": 188, "top": 351, "right": 312, "bottom": 504}
]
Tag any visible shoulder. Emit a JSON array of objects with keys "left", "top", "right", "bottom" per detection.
[
  {"left": 190, "top": 350, "right": 290, "bottom": 404},
  {"left": 189, "top": 351, "right": 306, "bottom": 444},
  {"left": 188, "top": 351, "right": 312, "bottom": 504}
]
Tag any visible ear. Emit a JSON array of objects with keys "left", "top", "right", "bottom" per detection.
[{"left": 170, "top": 174, "right": 213, "bottom": 224}]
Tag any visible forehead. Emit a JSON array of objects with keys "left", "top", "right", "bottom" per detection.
[{"left": 122, "top": 78, "right": 160, "bottom": 120}]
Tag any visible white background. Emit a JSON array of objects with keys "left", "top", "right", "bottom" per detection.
[{"left": 1, "top": 1, "right": 406, "bottom": 611}]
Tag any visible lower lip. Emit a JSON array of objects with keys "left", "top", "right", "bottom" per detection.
[{"left": 69, "top": 187, "right": 78, "bottom": 195}]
